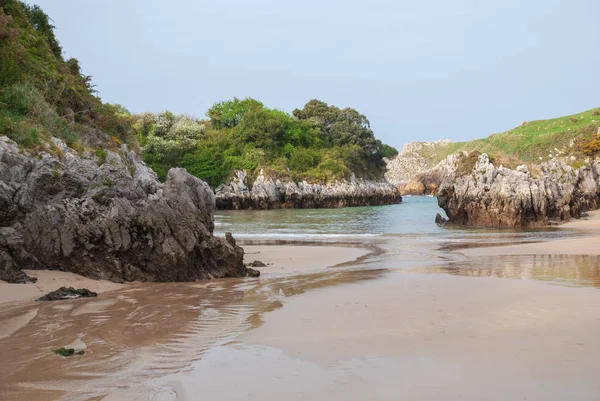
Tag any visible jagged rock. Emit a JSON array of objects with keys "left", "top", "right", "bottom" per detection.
[
  {"left": 215, "top": 170, "right": 401, "bottom": 210},
  {"left": 0, "top": 136, "right": 254, "bottom": 283},
  {"left": 249, "top": 260, "right": 266, "bottom": 267},
  {"left": 385, "top": 140, "right": 452, "bottom": 187},
  {"left": 37, "top": 287, "right": 98, "bottom": 302},
  {"left": 397, "top": 154, "right": 460, "bottom": 196},
  {"left": 437, "top": 153, "right": 600, "bottom": 228},
  {"left": 435, "top": 213, "right": 448, "bottom": 224}
]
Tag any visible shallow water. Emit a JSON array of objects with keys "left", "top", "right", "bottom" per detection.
[
  {"left": 219, "top": 197, "right": 596, "bottom": 288},
  {"left": 216, "top": 196, "right": 571, "bottom": 243},
  {"left": 2, "top": 197, "right": 599, "bottom": 400},
  {"left": 0, "top": 269, "right": 385, "bottom": 400}
]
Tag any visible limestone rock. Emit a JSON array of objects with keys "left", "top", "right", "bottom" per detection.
[
  {"left": 385, "top": 140, "right": 452, "bottom": 187},
  {"left": 215, "top": 170, "right": 401, "bottom": 210},
  {"left": 0, "top": 136, "right": 254, "bottom": 283},
  {"left": 398, "top": 153, "right": 459, "bottom": 196},
  {"left": 437, "top": 153, "right": 600, "bottom": 228}
]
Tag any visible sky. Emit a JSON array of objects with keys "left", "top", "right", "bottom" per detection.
[{"left": 34, "top": 0, "right": 600, "bottom": 149}]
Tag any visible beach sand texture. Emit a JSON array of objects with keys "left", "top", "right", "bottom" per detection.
[{"left": 0, "top": 213, "right": 599, "bottom": 400}]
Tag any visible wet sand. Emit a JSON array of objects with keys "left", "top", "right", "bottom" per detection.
[
  {"left": 2, "top": 216, "right": 600, "bottom": 400},
  {"left": 0, "top": 244, "right": 375, "bottom": 401},
  {"left": 0, "top": 270, "right": 123, "bottom": 305},
  {"left": 243, "top": 245, "right": 371, "bottom": 274},
  {"left": 462, "top": 210, "right": 600, "bottom": 257}
]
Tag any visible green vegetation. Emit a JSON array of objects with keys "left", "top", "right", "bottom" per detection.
[
  {"left": 139, "top": 98, "right": 396, "bottom": 187},
  {"left": 53, "top": 347, "right": 84, "bottom": 357},
  {"left": 4, "top": 0, "right": 598, "bottom": 189},
  {"left": 0, "top": 0, "right": 136, "bottom": 151},
  {"left": 1, "top": 1, "right": 396, "bottom": 188},
  {"left": 414, "top": 107, "right": 600, "bottom": 167}
]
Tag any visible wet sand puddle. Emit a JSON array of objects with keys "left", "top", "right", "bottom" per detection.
[
  {"left": 415, "top": 254, "right": 600, "bottom": 289},
  {"left": 0, "top": 268, "right": 384, "bottom": 401},
  {"left": 2, "top": 232, "right": 600, "bottom": 400}
]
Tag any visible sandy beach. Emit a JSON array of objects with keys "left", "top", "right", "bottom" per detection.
[
  {"left": 0, "top": 245, "right": 370, "bottom": 305},
  {"left": 1, "top": 212, "right": 600, "bottom": 400},
  {"left": 242, "top": 244, "right": 371, "bottom": 274},
  {"left": 462, "top": 210, "right": 600, "bottom": 257},
  {"left": 0, "top": 270, "right": 124, "bottom": 305}
]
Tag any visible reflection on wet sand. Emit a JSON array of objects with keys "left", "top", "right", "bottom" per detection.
[
  {"left": 420, "top": 254, "right": 600, "bottom": 288},
  {"left": 0, "top": 269, "right": 384, "bottom": 401}
]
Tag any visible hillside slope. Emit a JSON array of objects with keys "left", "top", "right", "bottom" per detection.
[
  {"left": 393, "top": 108, "right": 600, "bottom": 169},
  {"left": 387, "top": 107, "right": 600, "bottom": 194}
]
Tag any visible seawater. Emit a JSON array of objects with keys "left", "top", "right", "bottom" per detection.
[
  {"left": 216, "top": 196, "right": 600, "bottom": 288},
  {"left": 215, "top": 196, "right": 573, "bottom": 245}
]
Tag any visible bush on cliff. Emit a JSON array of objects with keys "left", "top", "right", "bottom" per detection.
[
  {"left": 455, "top": 151, "right": 481, "bottom": 176},
  {"left": 0, "top": 1, "right": 137, "bottom": 152},
  {"left": 137, "top": 98, "right": 396, "bottom": 187}
]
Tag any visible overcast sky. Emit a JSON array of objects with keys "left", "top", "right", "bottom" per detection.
[{"left": 34, "top": 0, "right": 599, "bottom": 149}]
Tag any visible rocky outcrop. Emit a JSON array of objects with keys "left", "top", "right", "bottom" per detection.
[
  {"left": 0, "top": 136, "right": 255, "bottom": 283},
  {"left": 385, "top": 140, "right": 452, "bottom": 189},
  {"left": 437, "top": 153, "right": 600, "bottom": 228},
  {"left": 400, "top": 153, "right": 460, "bottom": 195},
  {"left": 215, "top": 170, "right": 401, "bottom": 210},
  {"left": 37, "top": 287, "right": 98, "bottom": 302}
]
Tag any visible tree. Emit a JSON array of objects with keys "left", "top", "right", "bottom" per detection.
[{"left": 207, "top": 97, "right": 263, "bottom": 129}]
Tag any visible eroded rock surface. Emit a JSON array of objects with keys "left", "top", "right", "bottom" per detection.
[
  {"left": 437, "top": 153, "right": 600, "bottom": 228},
  {"left": 0, "top": 136, "right": 253, "bottom": 283},
  {"left": 215, "top": 170, "right": 401, "bottom": 210},
  {"left": 37, "top": 287, "right": 97, "bottom": 302},
  {"left": 385, "top": 140, "right": 452, "bottom": 188}
]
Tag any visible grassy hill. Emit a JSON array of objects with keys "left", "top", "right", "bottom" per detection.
[{"left": 412, "top": 107, "right": 600, "bottom": 169}]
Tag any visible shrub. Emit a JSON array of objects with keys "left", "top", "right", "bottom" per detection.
[
  {"left": 95, "top": 148, "right": 107, "bottom": 165},
  {"left": 170, "top": 116, "right": 204, "bottom": 141},
  {"left": 287, "top": 148, "right": 321, "bottom": 171},
  {"left": 456, "top": 151, "right": 482, "bottom": 176},
  {"left": 569, "top": 117, "right": 578, "bottom": 123},
  {"left": 580, "top": 135, "right": 600, "bottom": 155},
  {"left": 308, "top": 158, "right": 349, "bottom": 182},
  {"left": 593, "top": 111, "right": 600, "bottom": 117},
  {"left": 382, "top": 144, "right": 399, "bottom": 158},
  {"left": 1, "top": 83, "right": 54, "bottom": 122},
  {"left": 180, "top": 152, "right": 229, "bottom": 188}
]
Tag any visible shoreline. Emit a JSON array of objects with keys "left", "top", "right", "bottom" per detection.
[
  {"left": 2, "top": 208, "right": 600, "bottom": 400},
  {"left": 459, "top": 210, "right": 600, "bottom": 257},
  {"left": 0, "top": 243, "right": 375, "bottom": 306}
]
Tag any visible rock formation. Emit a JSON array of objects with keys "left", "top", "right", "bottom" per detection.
[
  {"left": 37, "top": 287, "right": 98, "bottom": 302},
  {"left": 215, "top": 170, "right": 401, "bottom": 210},
  {"left": 385, "top": 140, "right": 452, "bottom": 194},
  {"left": 398, "top": 153, "right": 460, "bottom": 196},
  {"left": 0, "top": 136, "right": 256, "bottom": 283},
  {"left": 437, "top": 153, "right": 600, "bottom": 228}
]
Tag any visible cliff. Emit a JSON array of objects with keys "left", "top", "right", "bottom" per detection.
[
  {"left": 0, "top": 136, "right": 257, "bottom": 284},
  {"left": 437, "top": 153, "right": 600, "bottom": 228},
  {"left": 386, "top": 107, "right": 600, "bottom": 196},
  {"left": 215, "top": 170, "right": 402, "bottom": 210},
  {"left": 384, "top": 140, "right": 453, "bottom": 192}
]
